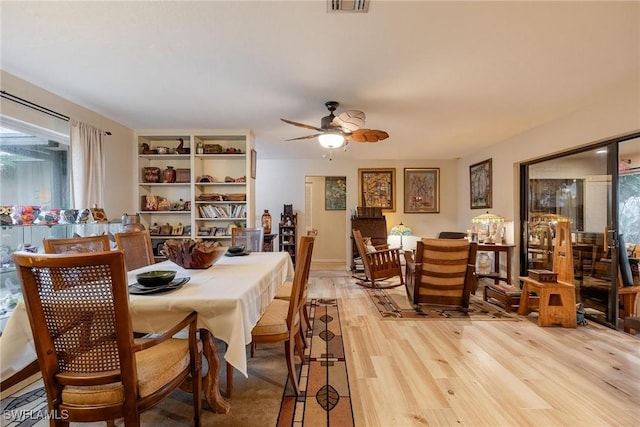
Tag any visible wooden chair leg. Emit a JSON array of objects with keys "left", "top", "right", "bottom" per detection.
[
  {"left": 302, "top": 304, "right": 311, "bottom": 331},
  {"left": 294, "top": 332, "right": 305, "bottom": 362},
  {"left": 284, "top": 340, "right": 300, "bottom": 396},
  {"left": 299, "top": 326, "right": 307, "bottom": 349}
]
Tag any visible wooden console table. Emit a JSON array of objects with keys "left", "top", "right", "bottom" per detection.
[
  {"left": 477, "top": 244, "right": 515, "bottom": 285},
  {"left": 518, "top": 276, "right": 577, "bottom": 328}
]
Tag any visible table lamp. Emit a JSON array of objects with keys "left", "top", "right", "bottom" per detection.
[
  {"left": 389, "top": 222, "right": 412, "bottom": 250},
  {"left": 471, "top": 211, "right": 504, "bottom": 243}
]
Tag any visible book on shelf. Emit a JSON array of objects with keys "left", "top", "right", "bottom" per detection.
[{"left": 198, "top": 203, "right": 246, "bottom": 219}]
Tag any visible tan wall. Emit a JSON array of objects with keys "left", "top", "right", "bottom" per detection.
[
  {"left": 257, "top": 159, "right": 460, "bottom": 270},
  {"left": 305, "top": 176, "right": 346, "bottom": 263}
]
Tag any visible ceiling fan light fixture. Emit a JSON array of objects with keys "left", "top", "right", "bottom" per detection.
[{"left": 318, "top": 133, "right": 345, "bottom": 149}]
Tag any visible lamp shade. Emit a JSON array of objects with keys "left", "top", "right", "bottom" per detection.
[
  {"left": 389, "top": 222, "right": 412, "bottom": 236},
  {"left": 318, "top": 133, "right": 345, "bottom": 149},
  {"left": 529, "top": 212, "right": 571, "bottom": 224},
  {"left": 471, "top": 211, "right": 504, "bottom": 225}
]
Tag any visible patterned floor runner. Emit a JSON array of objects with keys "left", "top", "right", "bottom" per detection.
[{"left": 277, "top": 298, "right": 354, "bottom": 426}]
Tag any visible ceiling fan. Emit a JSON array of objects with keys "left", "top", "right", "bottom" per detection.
[{"left": 281, "top": 101, "right": 389, "bottom": 149}]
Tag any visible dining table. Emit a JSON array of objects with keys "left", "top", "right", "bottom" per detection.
[{"left": 0, "top": 251, "right": 294, "bottom": 413}]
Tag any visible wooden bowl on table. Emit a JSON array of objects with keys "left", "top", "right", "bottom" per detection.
[{"left": 163, "top": 239, "right": 227, "bottom": 269}]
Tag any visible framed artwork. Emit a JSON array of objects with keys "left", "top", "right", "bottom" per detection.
[
  {"left": 90, "top": 207, "right": 108, "bottom": 222},
  {"left": 358, "top": 168, "right": 396, "bottom": 211},
  {"left": 250, "top": 149, "right": 257, "bottom": 179},
  {"left": 325, "top": 176, "right": 347, "bottom": 210},
  {"left": 529, "top": 178, "right": 584, "bottom": 231},
  {"left": 469, "top": 158, "right": 492, "bottom": 209},
  {"left": 404, "top": 168, "right": 440, "bottom": 213}
]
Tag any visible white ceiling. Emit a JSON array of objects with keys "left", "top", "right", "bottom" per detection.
[{"left": 1, "top": 1, "right": 638, "bottom": 161}]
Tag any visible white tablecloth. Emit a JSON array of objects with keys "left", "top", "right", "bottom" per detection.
[{"left": 0, "top": 252, "right": 294, "bottom": 381}]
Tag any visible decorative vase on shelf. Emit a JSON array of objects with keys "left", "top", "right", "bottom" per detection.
[
  {"left": 261, "top": 209, "right": 272, "bottom": 234},
  {"left": 163, "top": 166, "right": 176, "bottom": 183},
  {"left": 143, "top": 167, "right": 161, "bottom": 183}
]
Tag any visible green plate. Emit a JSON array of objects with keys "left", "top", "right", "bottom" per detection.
[{"left": 129, "top": 277, "right": 190, "bottom": 295}]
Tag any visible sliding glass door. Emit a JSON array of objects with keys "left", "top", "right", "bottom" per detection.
[{"left": 521, "top": 133, "right": 640, "bottom": 328}]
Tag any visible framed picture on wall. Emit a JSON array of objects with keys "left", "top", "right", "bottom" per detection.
[
  {"left": 358, "top": 168, "right": 396, "bottom": 211},
  {"left": 469, "top": 158, "right": 492, "bottom": 209},
  {"left": 325, "top": 176, "right": 347, "bottom": 210},
  {"left": 404, "top": 168, "right": 440, "bottom": 213}
]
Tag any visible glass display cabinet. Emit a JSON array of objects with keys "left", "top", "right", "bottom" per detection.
[{"left": 0, "top": 223, "right": 121, "bottom": 333}]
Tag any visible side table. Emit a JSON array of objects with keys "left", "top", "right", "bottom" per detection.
[
  {"left": 477, "top": 244, "right": 515, "bottom": 285},
  {"left": 518, "top": 276, "right": 577, "bottom": 328}
]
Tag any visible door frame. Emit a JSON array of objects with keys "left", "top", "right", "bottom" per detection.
[{"left": 519, "top": 131, "right": 640, "bottom": 328}]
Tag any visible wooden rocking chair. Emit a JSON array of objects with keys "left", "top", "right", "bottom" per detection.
[{"left": 352, "top": 229, "right": 404, "bottom": 289}]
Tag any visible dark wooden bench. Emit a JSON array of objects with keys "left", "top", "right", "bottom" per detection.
[{"left": 483, "top": 283, "right": 522, "bottom": 313}]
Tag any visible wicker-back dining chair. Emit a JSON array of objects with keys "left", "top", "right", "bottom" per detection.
[
  {"left": 114, "top": 230, "right": 155, "bottom": 271},
  {"left": 12, "top": 250, "right": 202, "bottom": 426},
  {"left": 231, "top": 227, "right": 264, "bottom": 252},
  {"left": 43, "top": 234, "right": 111, "bottom": 254}
]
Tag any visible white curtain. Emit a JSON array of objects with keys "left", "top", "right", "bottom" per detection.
[{"left": 70, "top": 120, "right": 105, "bottom": 209}]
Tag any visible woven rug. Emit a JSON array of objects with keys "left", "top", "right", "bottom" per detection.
[
  {"left": 278, "top": 298, "right": 354, "bottom": 426},
  {"left": 366, "top": 287, "right": 520, "bottom": 320},
  {"left": 0, "top": 300, "right": 352, "bottom": 426}
]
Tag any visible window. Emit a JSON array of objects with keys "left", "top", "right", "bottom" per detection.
[{"left": 0, "top": 117, "right": 70, "bottom": 211}]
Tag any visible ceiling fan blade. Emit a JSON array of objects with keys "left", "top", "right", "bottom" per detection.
[
  {"left": 285, "top": 134, "right": 323, "bottom": 141},
  {"left": 280, "top": 118, "right": 324, "bottom": 132},
  {"left": 332, "top": 110, "right": 366, "bottom": 132},
  {"left": 346, "top": 129, "right": 389, "bottom": 143}
]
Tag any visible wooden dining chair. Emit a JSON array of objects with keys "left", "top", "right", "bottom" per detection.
[
  {"left": 231, "top": 227, "right": 264, "bottom": 252},
  {"left": 43, "top": 234, "right": 111, "bottom": 254},
  {"left": 115, "top": 230, "right": 155, "bottom": 271},
  {"left": 225, "top": 236, "right": 315, "bottom": 398},
  {"left": 274, "top": 232, "right": 317, "bottom": 331},
  {"left": 250, "top": 235, "right": 315, "bottom": 396},
  {"left": 12, "top": 250, "right": 202, "bottom": 427}
]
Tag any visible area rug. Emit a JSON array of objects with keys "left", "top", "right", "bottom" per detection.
[
  {"left": 277, "top": 298, "right": 354, "bottom": 426},
  {"left": 351, "top": 272, "right": 403, "bottom": 289},
  {"left": 366, "top": 287, "right": 520, "bottom": 320},
  {"left": 0, "top": 299, "right": 353, "bottom": 426}
]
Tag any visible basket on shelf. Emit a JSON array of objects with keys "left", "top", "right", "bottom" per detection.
[
  {"left": 175, "top": 168, "right": 191, "bottom": 183},
  {"left": 203, "top": 144, "right": 222, "bottom": 154}
]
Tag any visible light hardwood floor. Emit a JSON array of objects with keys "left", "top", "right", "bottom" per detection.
[{"left": 307, "top": 263, "right": 640, "bottom": 426}]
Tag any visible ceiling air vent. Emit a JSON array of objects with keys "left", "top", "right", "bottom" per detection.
[{"left": 328, "top": 0, "right": 369, "bottom": 13}]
